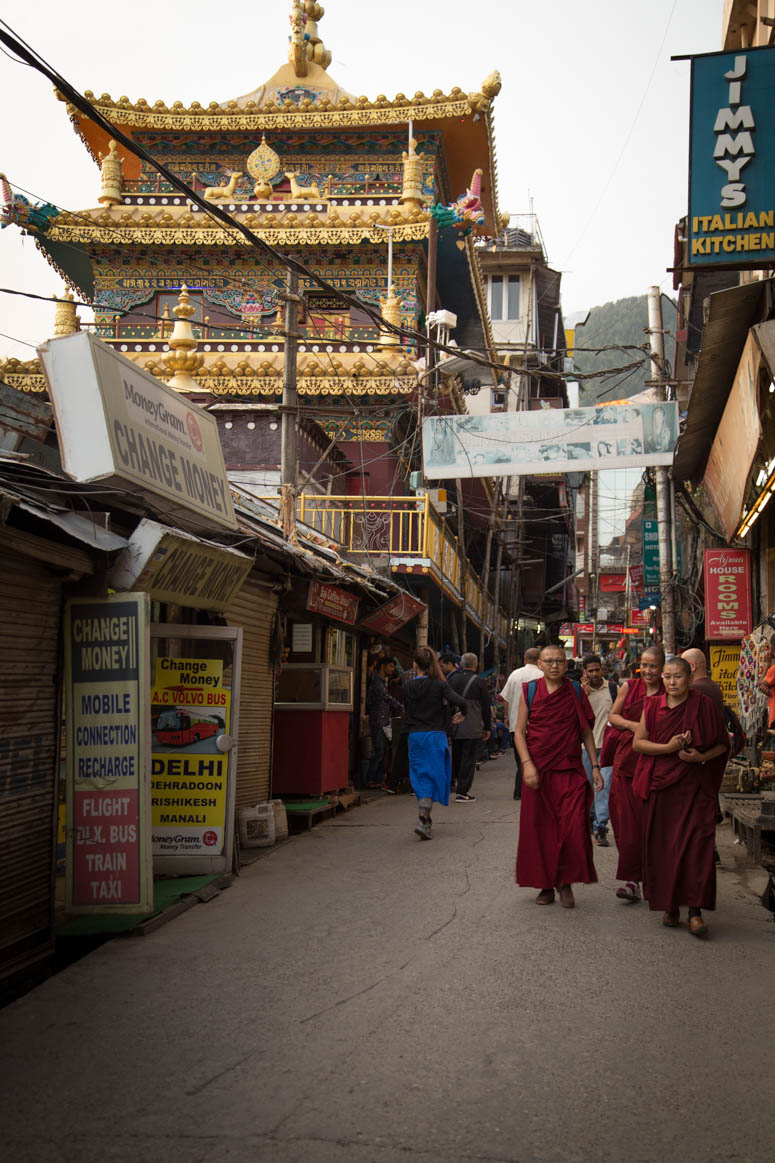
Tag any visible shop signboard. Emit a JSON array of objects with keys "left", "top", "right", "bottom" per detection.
[
  {"left": 702, "top": 332, "right": 762, "bottom": 541},
  {"left": 630, "top": 607, "right": 650, "bottom": 627},
  {"left": 39, "top": 332, "right": 236, "bottom": 532},
  {"left": 359, "top": 591, "right": 427, "bottom": 635},
  {"left": 306, "top": 580, "right": 359, "bottom": 625},
  {"left": 629, "top": 562, "right": 644, "bottom": 591},
  {"left": 108, "top": 520, "right": 252, "bottom": 610},
  {"left": 704, "top": 548, "right": 752, "bottom": 640},
  {"left": 599, "top": 573, "right": 626, "bottom": 593},
  {"left": 687, "top": 46, "right": 775, "bottom": 268},
  {"left": 639, "top": 592, "right": 661, "bottom": 610},
  {"left": 64, "top": 593, "right": 152, "bottom": 914},
  {"left": 150, "top": 658, "right": 231, "bottom": 857},
  {"left": 709, "top": 644, "right": 741, "bottom": 713},
  {"left": 642, "top": 520, "right": 660, "bottom": 586},
  {"left": 423, "top": 402, "right": 678, "bottom": 480}
]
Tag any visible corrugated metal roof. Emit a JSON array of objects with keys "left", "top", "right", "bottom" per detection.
[{"left": 672, "top": 279, "right": 770, "bottom": 483}]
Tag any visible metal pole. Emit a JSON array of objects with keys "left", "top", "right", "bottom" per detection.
[
  {"left": 647, "top": 285, "right": 676, "bottom": 654},
  {"left": 280, "top": 268, "right": 300, "bottom": 539}
]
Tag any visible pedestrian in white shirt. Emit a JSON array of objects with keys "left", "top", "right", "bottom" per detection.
[{"left": 500, "top": 648, "right": 543, "bottom": 800}]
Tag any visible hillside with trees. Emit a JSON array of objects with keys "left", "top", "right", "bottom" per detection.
[{"left": 573, "top": 294, "right": 677, "bottom": 405}]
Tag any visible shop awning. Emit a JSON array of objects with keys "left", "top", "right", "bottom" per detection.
[
  {"left": 1, "top": 487, "right": 128, "bottom": 551},
  {"left": 673, "top": 279, "right": 770, "bottom": 483}
]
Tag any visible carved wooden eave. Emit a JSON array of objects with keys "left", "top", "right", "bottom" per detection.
[
  {"left": 0, "top": 348, "right": 419, "bottom": 399},
  {"left": 45, "top": 198, "right": 431, "bottom": 248}
]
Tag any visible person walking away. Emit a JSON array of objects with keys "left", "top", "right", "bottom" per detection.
[
  {"left": 514, "top": 646, "right": 602, "bottom": 909},
  {"left": 632, "top": 656, "right": 730, "bottom": 937},
  {"left": 403, "top": 646, "right": 468, "bottom": 839},
  {"left": 447, "top": 652, "right": 491, "bottom": 802},
  {"left": 500, "top": 648, "right": 543, "bottom": 800},
  {"left": 680, "top": 649, "right": 724, "bottom": 710},
  {"left": 365, "top": 656, "right": 402, "bottom": 789},
  {"left": 580, "top": 654, "right": 618, "bottom": 846},
  {"left": 681, "top": 648, "right": 728, "bottom": 864},
  {"left": 607, "top": 646, "right": 665, "bottom": 903}
]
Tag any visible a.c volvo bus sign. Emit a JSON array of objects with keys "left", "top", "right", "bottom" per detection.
[{"left": 686, "top": 45, "right": 775, "bottom": 267}]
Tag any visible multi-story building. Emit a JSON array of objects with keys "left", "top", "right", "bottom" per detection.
[{"left": 0, "top": 2, "right": 514, "bottom": 656}]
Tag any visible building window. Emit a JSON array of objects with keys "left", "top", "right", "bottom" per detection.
[{"left": 490, "top": 275, "right": 520, "bottom": 321}]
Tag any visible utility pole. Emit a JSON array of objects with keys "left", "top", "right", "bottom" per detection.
[
  {"left": 647, "top": 286, "right": 676, "bottom": 654},
  {"left": 280, "top": 268, "right": 300, "bottom": 541}
]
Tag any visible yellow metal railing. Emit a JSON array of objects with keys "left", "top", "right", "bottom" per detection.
[{"left": 295, "top": 494, "right": 502, "bottom": 636}]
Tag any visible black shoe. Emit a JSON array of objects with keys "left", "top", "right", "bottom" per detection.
[
  {"left": 513, "top": 793, "right": 521, "bottom": 800},
  {"left": 381, "top": 784, "right": 397, "bottom": 795},
  {"left": 593, "top": 828, "right": 609, "bottom": 847},
  {"left": 455, "top": 793, "right": 476, "bottom": 803}
]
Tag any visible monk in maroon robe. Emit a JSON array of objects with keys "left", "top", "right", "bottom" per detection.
[
  {"left": 514, "top": 645, "right": 601, "bottom": 909},
  {"left": 608, "top": 646, "right": 664, "bottom": 903},
  {"left": 632, "top": 656, "right": 729, "bottom": 938}
]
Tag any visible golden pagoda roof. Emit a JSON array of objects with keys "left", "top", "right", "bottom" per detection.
[{"left": 58, "top": 71, "right": 503, "bottom": 234}]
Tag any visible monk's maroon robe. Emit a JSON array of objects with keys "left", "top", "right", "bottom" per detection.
[
  {"left": 609, "top": 678, "right": 662, "bottom": 882},
  {"left": 633, "top": 690, "right": 729, "bottom": 911},
  {"left": 516, "top": 677, "right": 597, "bottom": 888}
]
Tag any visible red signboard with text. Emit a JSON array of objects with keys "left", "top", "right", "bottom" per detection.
[
  {"left": 703, "top": 548, "right": 752, "bottom": 641},
  {"left": 306, "top": 580, "right": 359, "bottom": 625},
  {"left": 599, "top": 574, "right": 626, "bottom": 593}
]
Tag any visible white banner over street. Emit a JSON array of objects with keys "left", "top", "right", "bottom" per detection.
[{"left": 422, "top": 403, "right": 678, "bottom": 480}]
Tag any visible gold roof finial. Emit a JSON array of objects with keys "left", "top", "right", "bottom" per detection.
[
  {"left": 52, "top": 288, "right": 80, "bottom": 337},
  {"left": 289, "top": 1, "right": 331, "bottom": 77},
  {"left": 164, "top": 285, "right": 204, "bottom": 393}
]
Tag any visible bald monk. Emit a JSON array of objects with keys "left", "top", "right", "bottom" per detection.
[
  {"left": 632, "top": 656, "right": 730, "bottom": 937},
  {"left": 607, "top": 646, "right": 665, "bottom": 904},
  {"left": 680, "top": 648, "right": 724, "bottom": 710},
  {"left": 514, "top": 645, "right": 602, "bottom": 909}
]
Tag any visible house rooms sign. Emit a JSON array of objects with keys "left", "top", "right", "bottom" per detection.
[
  {"left": 39, "top": 332, "right": 237, "bottom": 532},
  {"left": 687, "top": 46, "right": 775, "bottom": 266}
]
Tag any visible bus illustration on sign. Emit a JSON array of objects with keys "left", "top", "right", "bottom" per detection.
[{"left": 154, "top": 708, "right": 225, "bottom": 747}]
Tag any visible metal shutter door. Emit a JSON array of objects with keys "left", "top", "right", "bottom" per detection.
[
  {"left": 0, "top": 556, "right": 61, "bottom": 980},
  {"left": 226, "top": 579, "right": 278, "bottom": 807}
]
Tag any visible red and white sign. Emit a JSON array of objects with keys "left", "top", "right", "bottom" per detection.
[
  {"left": 599, "top": 573, "right": 626, "bottom": 593},
  {"left": 306, "top": 581, "right": 360, "bottom": 625},
  {"left": 575, "top": 622, "right": 595, "bottom": 634},
  {"left": 629, "top": 563, "right": 644, "bottom": 591},
  {"left": 629, "top": 607, "right": 650, "bottom": 627},
  {"left": 703, "top": 548, "right": 752, "bottom": 641},
  {"left": 359, "top": 592, "right": 427, "bottom": 635}
]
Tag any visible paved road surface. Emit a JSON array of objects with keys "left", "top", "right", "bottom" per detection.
[{"left": 2, "top": 753, "right": 773, "bottom": 1162}]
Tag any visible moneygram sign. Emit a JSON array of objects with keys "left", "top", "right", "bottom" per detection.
[
  {"left": 39, "top": 332, "right": 236, "bottom": 531},
  {"left": 688, "top": 45, "right": 775, "bottom": 267}
]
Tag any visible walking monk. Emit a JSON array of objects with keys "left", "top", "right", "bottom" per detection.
[
  {"left": 632, "top": 655, "right": 729, "bottom": 938},
  {"left": 515, "top": 645, "right": 602, "bottom": 909},
  {"left": 607, "top": 646, "right": 664, "bottom": 904}
]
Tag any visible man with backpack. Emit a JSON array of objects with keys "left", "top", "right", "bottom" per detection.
[
  {"left": 580, "top": 654, "right": 619, "bottom": 847},
  {"left": 447, "top": 652, "right": 491, "bottom": 803}
]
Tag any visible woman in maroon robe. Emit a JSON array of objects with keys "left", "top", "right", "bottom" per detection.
[
  {"left": 632, "top": 656, "right": 729, "bottom": 938},
  {"left": 514, "top": 646, "right": 601, "bottom": 909},
  {"left": 607, "top": 646, "right": 664, "bottom": 903}
]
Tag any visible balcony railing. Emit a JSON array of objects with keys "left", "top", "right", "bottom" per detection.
[{"left": 297, "top": 494, "right": 508, "bottom": 641}]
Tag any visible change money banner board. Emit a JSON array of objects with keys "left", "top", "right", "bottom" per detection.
[
  {"left": 150, "top": 658, "right": 230, "bottom": 857},
  {"left": 65, "top": 594, "right": 152, "bottom": 914}
]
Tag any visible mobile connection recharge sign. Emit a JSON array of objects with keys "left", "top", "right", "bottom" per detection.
[
  {"left": 39, "top": 332, "right": 237, "bottom": 532},
  {"left": 688, "top": 46, "right": 775, "bottom": 267}
]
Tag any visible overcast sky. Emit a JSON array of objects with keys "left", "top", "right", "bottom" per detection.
[{"left": 0, "top": 0, "right": 721, "bottom": 359}]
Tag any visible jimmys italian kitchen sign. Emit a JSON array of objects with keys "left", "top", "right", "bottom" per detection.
[{"left": 688, "top": 46, "right": 775, "bottom": 267}]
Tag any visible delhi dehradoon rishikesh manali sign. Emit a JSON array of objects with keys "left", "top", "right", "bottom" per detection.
[
  {"left": 422, "top": 403, "right": 678, "bottom": 480},
  {"left": 686, "top": 45, "right": 775, "bottom": 267}
]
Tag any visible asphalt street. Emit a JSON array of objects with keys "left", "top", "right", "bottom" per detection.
[{"left": 1, "top": 751, "right": 773, "bottom": 1163}]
